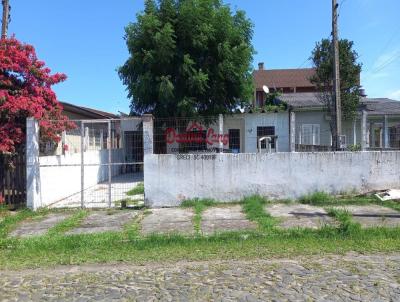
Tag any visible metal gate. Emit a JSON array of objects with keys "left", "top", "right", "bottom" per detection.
[{"left": 38, "top": 118, "right": 144, "bottom": 208}]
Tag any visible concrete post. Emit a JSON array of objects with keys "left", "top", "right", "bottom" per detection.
[
  {"left": 143, "top": 114, "right": 153, "bottom": 208},
  {"left": 361, "top": 110, "right": 368, "bottom": 151},
  {"left": 108, "top": 121, "right": 112, "bottom": 208},
  {"left": 61, "top": 131, "right": 66, "bottom": 155},
  {"left": 143, "top": 114, "right": 154, "bottom": 155},
  {"left": 26, "top": 118, "right": 42, "bottom": 210},
  {"left": 84, "top": 127, "right": 89, "bottom": 151},
  {"left": 289, "top": 111, "right": 296, "bottom": 152},
  {"left": 80, "top": 122, "right": 85, "bottom": 208},
  {"left": 383, "top": 115, "right": 389, "bottom": 149},
  {"left": 370, "top": 122, "right": 375, "bottom": 148},
  {"left": 100, "top": 130, "right": 104, "bottom": 149},
  {"left": 219, "top": 114, "right": 223, "bottom": 153},
  {"left": 352, "top": 119, "right": 357, "bottom": 146}
]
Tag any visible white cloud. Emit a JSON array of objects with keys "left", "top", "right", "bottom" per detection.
[{"left": 388, "top": 89, "right": 400, "bottom": 101}]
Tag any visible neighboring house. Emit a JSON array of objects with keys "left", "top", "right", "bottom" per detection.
[
  {"left": 281, "top": 93, "right": 400, "bottom": 151},
  {"left": 252, "top": 63, "right": 317, "bottom": 107},
  {"left": 61, "top": 101, "right": 119, "bottom": 120},
  {"left": 249, "top": 63, "right": 400, "bottom": 151},
  {"left": 43, "top": 101, "right": 144, "bottom": 171},
  {"left": 41, "top": 102, "right": 121, "bottom": 155},
  {"left": 160, "top": 64, "right": 400, "bottom": 154}
]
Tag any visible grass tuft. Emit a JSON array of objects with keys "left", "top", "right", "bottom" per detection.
[
  {"left": 47, "top": 210, "right": 88, "bottom": 236},
  {"left": 327, "top": 207, "right": 362, "bottom": 236},
  {"left": 126, "top": 183, "right": 144, "bottom": 196},
  {"left": 299, "top": 191, "right": 333, "bottom": 205},
  {"left": 242, "top": 195, "right": 276, "bottom": 230},
  {"left": 0, "top": 209, "right": 48, "bottom": 239},
  {"left": 181, "top": 198, "right": 217, "bottom": 234}
]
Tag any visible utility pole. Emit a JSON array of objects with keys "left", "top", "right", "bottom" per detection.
[
  {"left": 1, "top": 0, "right": 9, "bottom": 39},
  {"left": 332, "top": 0, "right": 342, "bottom": 150}
]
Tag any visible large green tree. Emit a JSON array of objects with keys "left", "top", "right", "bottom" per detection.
[
  {"left": 119, "top": 0, "right": 254, "bottom": 118},
  {"left": 310, "top": 39, "right": 362, "bottom": 147}
]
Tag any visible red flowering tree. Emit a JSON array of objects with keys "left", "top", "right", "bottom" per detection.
[{"left": 0, "top": 37, "right": 73, "bottom": 153}]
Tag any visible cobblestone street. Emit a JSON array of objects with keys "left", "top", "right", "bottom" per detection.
[{"left": 1, "top": 253, "right": 399, "bottom": 301}]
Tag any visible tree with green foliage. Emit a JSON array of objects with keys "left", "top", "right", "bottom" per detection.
[
  {"left": 310, "top": 38, "right": 362, "bottom": 146},
  {"left": 119, "top": 0, "right": 254, "bottom": 118}
]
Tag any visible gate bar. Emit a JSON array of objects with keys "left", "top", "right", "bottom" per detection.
[
  {"left": 80, "top": 122, "right": 85, "bottom": 208},
  {"left": 108, "top": 120, "right": 112, "bottom": 208}
]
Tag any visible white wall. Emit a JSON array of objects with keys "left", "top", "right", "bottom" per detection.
[
  {"left": 243, "top": 112, "right": 290, "bottom": 152},
  {"left": 295, "top": 111, "right": 331, "bottom": 146},
  {"left": 144, "top": 151, "right": 400, "bottom": 207},
  {"left": 39, "top": 149, "right": 124, "bottom": 207}
]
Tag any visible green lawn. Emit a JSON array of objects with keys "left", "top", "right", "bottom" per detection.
[{"left": 0, "top": 194, "right": 400, "bottom": 269}]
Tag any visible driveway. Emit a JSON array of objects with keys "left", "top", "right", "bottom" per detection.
[{"left": 48, "top": 172, "right": 143, "bottom": 208}]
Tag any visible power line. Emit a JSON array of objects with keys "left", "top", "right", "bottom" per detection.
[
  {"left": 363, "top": 24, "right": 400, "bottom": 76},
  {"left": 372, "top": 50, "right": 400, "bottom": 73},
  {"left": 338, "top": 0, "right": 347, "bottom": 16},
  {"left": 297, "top": 57, "right": 310, "bottom": 69}
]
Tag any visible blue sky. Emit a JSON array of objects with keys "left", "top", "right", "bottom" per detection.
[{"left": 8, "top": 0, "right": 400, "bottom": 114}]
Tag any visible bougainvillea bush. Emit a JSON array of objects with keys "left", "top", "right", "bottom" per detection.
[{"left": 0, "top": 37, "right": 73, "bottom": 153}]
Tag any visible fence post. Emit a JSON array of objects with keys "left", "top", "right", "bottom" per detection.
[
  {"left": 26, "top": 117, "right": 41, "bottom": 210},
  {"left": 80, "top": 122, "right": 85, "bottom": 208},
  {"left": 289, "top": 111, "right": 296, "bottom": 152},
  {"left": 218, "top": 114, "right": 224, "bottom": 153},
  {"left": 361, "top": 110, "right": 368, "bottom": 151},
  {"left": 108, "top": 120, "right": 112, "bottom": 208},
  {"left": 143, "top": 114, "right": 154, "bottom": 155},
  {"left": 143, "top": 114, "right": 153, "bottom": 207}
]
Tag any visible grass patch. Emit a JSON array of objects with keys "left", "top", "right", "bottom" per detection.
[
  {"left": 47, "top": 210, "right": 88, "bottom": 236},
  {"left": 327, "top": 207, "right": 362, "bottom": 236},
  {"left": 1, "top": 225, "right": 400, "bottom": 269},
  {"left": 126, "top": 183, "right": 144, "bottom": 196},
  {"left": 376, "top": 199, "right": 400, "bottom": 212},
  {"left": 0, "top": 209, "right": 49, "bottom": 239},
  {"left": 242, "top": 195, "right": 277, "bottom": 230},
  {"left": 299, "top": 191, "right": 333, "bottom": 205},
  {"left": 181, "top": 198, "right": 217, "bottom": 234}
]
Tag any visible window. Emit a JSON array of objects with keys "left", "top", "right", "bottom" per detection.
[
  {"left": 300, "top": 124, "right": 320, "bottom": 145},
  {"left": 257, "top": 126, "right": 275, "bottom": 149},
  {"left": 229, "top": 129, "right": 240, "bottom": 152}
]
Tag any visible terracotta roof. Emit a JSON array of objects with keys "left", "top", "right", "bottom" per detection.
[
  {"left": 253, "top": 68, "right": 316, "bottom": 90},
  {"left": 60, "top": 102, "right": 119, "bottom": 119}
]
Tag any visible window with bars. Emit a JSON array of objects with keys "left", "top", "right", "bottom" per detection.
[
  {"left": 257, "top": 126, "right": 275, "bottom": 149},
  {"left": 229, "top": 129, "right": 240, "bottom": 152},
  {"left": 300, "top": 124, "right": 320, "bottom": 145}
]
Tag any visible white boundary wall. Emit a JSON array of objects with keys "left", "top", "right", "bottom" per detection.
[
  {"left": 144, "top": 151, "right": 400, "bottom": 207},
  {"left": 38, "top": 149, "right": 123, "bottom": 207}
]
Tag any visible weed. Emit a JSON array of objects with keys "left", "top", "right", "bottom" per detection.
[
  {"left": 299, "top": 191, "right": 332, "bottom": 205},
  {"left": 126, "top": 183, "right": 144, "bottom": 196},
  {"left": 181, "top": 198, "right": 217, "bottom": 234},
  {"left": 241, "top": 195, "right": 276, "bottom": 230},
  {"left": 327, "top": 207, "right": 361, "bottom": 236},
  {"left": 47, "top": 210, "right": 88, "bottom": 236}
]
